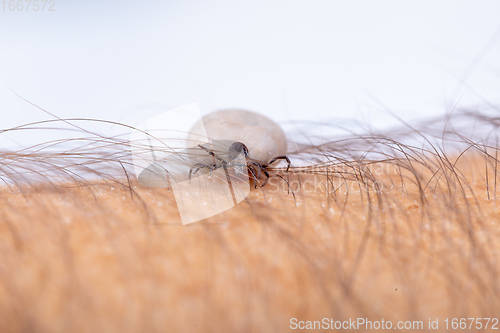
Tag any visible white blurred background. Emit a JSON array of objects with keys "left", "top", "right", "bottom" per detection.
[{"left": 1, "top": 0, "right": 499, "bottom": 147}]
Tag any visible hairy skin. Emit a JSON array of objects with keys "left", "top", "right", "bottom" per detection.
[
  {"left": 0, "top": 109, "right": 499, "bottom": 332},
  {"left": 0, "top": 150, "right": 499, "bottom": 332}
]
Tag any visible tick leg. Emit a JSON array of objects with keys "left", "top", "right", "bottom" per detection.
[
  {"left": 247, "top": 165, "right": 259, "bottom": 189},
  {"left": 248, "top": 161, "right": 263, "bottom": 180},
  {"left": 191, "top": 143, "right": 229, "bottom": 180},
  {"left": 189, "top": 162, "right": 217, "bottom": 183},
  {"left": 260, "top": 169, "right": 270, "bottom": 188},
  {"left": 248, "top": 162, "right": 268, "bottom": 188},
  {"left": 197, "top": 143, "right": 226, "bottom": 164},
  {"left": 265, "top": 155, "right": 291, "bottom": 171},
  {"left": 189, "top": 163, "right": 203, "bottom": 182}
]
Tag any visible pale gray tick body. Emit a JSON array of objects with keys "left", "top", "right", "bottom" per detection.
[{"left": 187, "top": 109, "right": 290, "bottom": 187}]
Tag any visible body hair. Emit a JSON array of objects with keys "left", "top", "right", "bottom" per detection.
[{"left": 0, "top": 102, "right": 499, "bottom": 332}]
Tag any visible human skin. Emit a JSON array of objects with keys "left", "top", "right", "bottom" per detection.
[{"left": 0, "top": 147, "right": 499, "bottom": 332}]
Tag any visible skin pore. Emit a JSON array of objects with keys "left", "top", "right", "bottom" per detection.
[{"left": 0, "top": 109, "right": 499, "bottom": 333}]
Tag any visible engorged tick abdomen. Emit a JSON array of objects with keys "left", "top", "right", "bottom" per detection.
[{"left": 187, "top": 109, "right": 287, "bottom": 164}]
